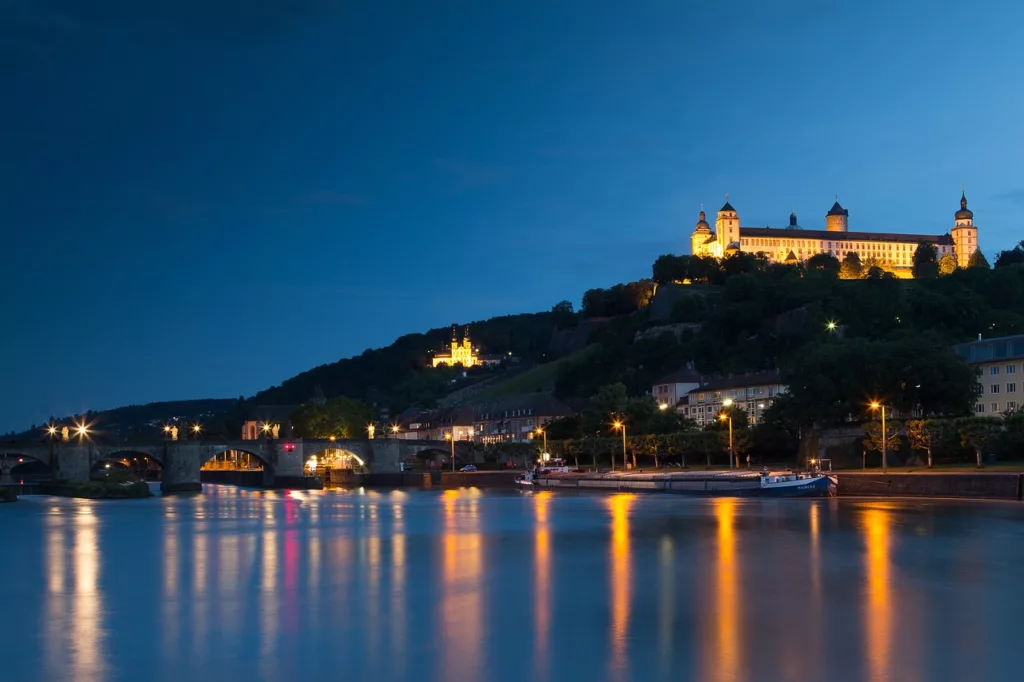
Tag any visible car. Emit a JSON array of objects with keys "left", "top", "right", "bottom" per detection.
[{"left": 460, "top": 465, "right": 478, "bottom": 472}]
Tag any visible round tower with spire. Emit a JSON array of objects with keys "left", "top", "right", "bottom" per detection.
[
  {"left": 951, "top": 189, "right": 978, "bottom": 267},
  {"left": 825, "top": 198, "right": 848, "bottom": 232},
  {"left": 690, "top": 207, "right": 712, "bottom": 256}
]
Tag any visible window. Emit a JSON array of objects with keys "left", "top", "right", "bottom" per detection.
[
  {"left": 990, "top": 366, "right": 1000, "bottom": 375},
  {"left": 1008, "top": 365, "right": 1017, "bottom": 374},
  {"left": 1009, "top": 383, "right": 1017, "bottom": 394},
  {"left": 1009, "top": 401, "right": 1017, "bottom": 410},
  {"left": 991, "top": 384, "right": 1000, "bottom": 394},
  {"left": 991, "top": 402, "right": 999, "bottom": 413},
  {"left": 976, "top": 404, "right": 985, "bottom": 413}
]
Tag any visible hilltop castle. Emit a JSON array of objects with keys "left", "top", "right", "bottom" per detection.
[{"left": 690, "top": 192, "right": 980, "bottom": 276}]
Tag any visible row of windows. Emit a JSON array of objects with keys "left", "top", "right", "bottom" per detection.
[
  {"left": 694, "top": 387, "right": 778, "bottom": 402},
  {"left": 988, "top": 383, "right": 1018, "bottom": 394},
  {"left": 989, "top": 365, "right": 1019, "bottom": 375},
  {"left": 977, "top": 401, "right": 1017, "bottom": 413}
]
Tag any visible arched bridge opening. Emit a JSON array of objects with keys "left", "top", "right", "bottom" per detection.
[
  {"left": 201, "top": 448, "right": 268, "bottom": 473},
  {"left": 0, "top": 452, "right": 51, "bottom": 481},
  {"left": 303, "top": 446, "right": 369, "bottom": 475},
  {"left": 91, "top": 450, "right": 163, "bottom": 482}
]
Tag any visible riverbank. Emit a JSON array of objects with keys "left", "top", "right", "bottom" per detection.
[
  {"left": 530, "top": 470, "right": 1024, "bottom": 500},
  {"left": 329, "top": 469, "right": 520, "bottom": 489},
  {"left": 0, "top": 486, "right": 16, "bottom": 503}
]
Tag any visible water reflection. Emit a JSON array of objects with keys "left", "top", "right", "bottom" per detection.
[
  {"left": 608, "top": 494, "right": 634, "bottom": 679},
  {"left": 43, "top": 506, "right": 107, "bottom": 681},
  {"left": 704, "top": 497, "right": 740, "bottom": 682},
  {"left": 390, "top": 494, "right": 407, "bottom": 676},
  {"left": 439, "top": 489, "right": 484, "bottom": 681},
  {"left": 533, "top": 491, "right": 552, "bottom": 680},
  {"left": 658, "top": 535, "right": 674, "bottom": 675},
  {"left": 862, "top": 504, "right": 893, "bottom": 682}
]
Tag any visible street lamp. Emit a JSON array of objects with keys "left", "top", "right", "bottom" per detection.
[
  {"left": 444, "top": 432, "right": 455, "bottom": 471},
  {"left": 390, "top": 424, "right": 400, "bottom": 438},
  {"left": 658, "top": 403, "right": 669, "bottom": 411},
  {"left": 870, "top": 401, "right": 888, "bottom": 474},
  {"left": 535, "top": 427, "right": 547, "bottom": 458},
  {"left": 192, "top": 423, "right": 202, "bottom": 439},
  {"left": 721, "top": 398, "right": 735, "bottom": 469},
  {"left": 612, "top": 421, "right": 628, "bottom": 471},
  {"left": 826, "top": 320, "right": 837, "bottom": 332}
]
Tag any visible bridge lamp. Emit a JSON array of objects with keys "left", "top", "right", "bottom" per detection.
[
  {"left": 75, "top": 422, "right": 89, "bottom": 438},
  {"left": 391, "top": 424, "right": 400, "bottom": 434},
  {"left": 47, "top": 425, "right": 57, "bottom": 436},
  {"left": 192, "top": 424, "right": 202, "bottom": 434},
  {"left": 261, "top": 423, "right": 272, "bottom": 434},
  {"left": 163, "top": 425, "right": 171, "bottom": 433}
]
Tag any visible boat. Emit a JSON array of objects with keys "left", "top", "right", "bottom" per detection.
[
  {"left": 539, "top": 457, "right": 572, "bottom": 474},
  {"left": 514, "top": 471, "right": 536, "bottom": 487},
  {"left": 759, "top": 470, "right": 837, "bottom": 497}
]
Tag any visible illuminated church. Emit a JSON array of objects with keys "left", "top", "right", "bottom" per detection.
[
  {"left": 432, "top": 325, "right": 483, "bottom": 368},
  {"left": 690, "top": 192, "right": 980, "bottom": 277}
]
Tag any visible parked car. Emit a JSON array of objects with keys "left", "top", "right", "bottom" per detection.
[{"left": 460, "top": 465, "right": 478, "bottom": 472}]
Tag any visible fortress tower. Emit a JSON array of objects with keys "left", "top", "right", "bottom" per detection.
[
  {"left": 825, "top": 199, "right": 849, "bottom": 232},
  {"left": 951, "top": 190, "right": 978, "bottom": 267}
]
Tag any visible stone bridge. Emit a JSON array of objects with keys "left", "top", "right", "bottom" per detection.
[{"left": 0, "top": 438, "right": 470, "bottom": 492}]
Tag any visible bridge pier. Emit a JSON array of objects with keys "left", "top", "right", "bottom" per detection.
[
  {"left": 162, "top": 444, "right": 201, "bottom": 493},
  {"left": 55, "top": 445, "right": 90, "bottom": 483}
]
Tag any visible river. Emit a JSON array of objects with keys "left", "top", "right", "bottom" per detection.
[{"left": 1, "top": 486, "right": 1023, "bottom": 681}]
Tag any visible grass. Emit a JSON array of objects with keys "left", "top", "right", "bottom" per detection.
[{"left": 470, "top": 348, "right": 594, "bottom": 401}]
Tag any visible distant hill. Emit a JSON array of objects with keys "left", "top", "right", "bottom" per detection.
[{"left": 6, "top": 398, "right": 238, "bottom": 441}]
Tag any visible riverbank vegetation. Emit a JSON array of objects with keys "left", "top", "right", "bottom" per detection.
[
  {"left": 0, "top": 487, "right": 16, "bottom": 503},
  {"left": 44, "top": 473, "right": 152, "bottom": 500}
]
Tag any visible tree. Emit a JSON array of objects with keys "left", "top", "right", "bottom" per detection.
[
  {"left": 290, "top": 397, "right": 376, "bottom": 439},
  {"left": 807, "top": 253, "right": 841, "bottom": 275},
  {"left": 652, "top": 254, "right": 690, "bottom": 284},
  {"left": 938, "top": 252, "right": 958, "bottom": 275},
  {"left": 994, "top": 241, "right": 1024, "bottom": 268},
  {"left": 912, "top": 242, "right": 939, "bottom": 279},
  {"left": 968, "top": 249, "right": 991, "bottom": 269},
  {"left": 905, "top": 419, "right": 935, "bottom": 468},
  {"left": 862, "top": 419, "right": 902, "bottom": 466},
  {"left": 839, "top": 252, "right": 863, "bottom": 279},
  {"left": 956, "top": 416, "right": 1003, "bottom": 467},
  {"left": 551, "top": 300, "right": 577, "bottom": 329}
]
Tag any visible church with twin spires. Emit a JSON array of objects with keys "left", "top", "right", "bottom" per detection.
[{"left": 690, "top": 191, "right": 980, "bottom": 276}]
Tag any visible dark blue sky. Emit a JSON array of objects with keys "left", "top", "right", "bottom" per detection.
[{"left": 3, "top": 0, "right": 1023, "bottom": 432}]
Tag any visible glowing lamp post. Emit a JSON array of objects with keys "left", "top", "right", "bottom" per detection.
[
  {"left": 870, "top": 401, "right": 888, "bottom": 474},
  {"left": 444, "top": 432, "right": 455, "bottom": 471},
  {"left": 391, "top": 425, "right": 400, "bottom": 438},
  {"left": 612, "top": 421, "right": 629, "bottom": 471},
  {"left": 721, "top": 398, "right": 735, "bottom": 469},
  {"left": 535, "top": 427, "right": 547, "bottom": 459}
]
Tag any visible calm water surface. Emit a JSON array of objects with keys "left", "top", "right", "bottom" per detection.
[{"left": 2, "top": 486, "right": 1023, "bottom": 682}]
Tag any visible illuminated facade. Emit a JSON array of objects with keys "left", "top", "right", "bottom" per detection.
[
  {"left": 953, "top": 334, "right": 1024, "bottom": 416},
  {"left": 691, "top": 192, "right": 980, "bottom": 277},
  {"left": 432, "top": 325, "right": 482, "bottom": 367}
]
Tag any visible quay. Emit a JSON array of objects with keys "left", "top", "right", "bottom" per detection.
[{"left": 528, "top": 470, "right": 1024, "bottom": 501}]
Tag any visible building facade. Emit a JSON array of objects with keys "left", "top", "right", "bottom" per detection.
[
  {"left": 691, "top": 192, "right": 980, "bottom": 276},
  {"left": 394, "top": 394, "right": 573, "bottom": 443},
  {"left": 651, "top": 367, "right": 702, "bottom": 409},
  {"left": 953, "top": 335, "right": 1024, "bottom": 416},
  {"left": 675, "top": 371, "right": 789, "bottom": 427}
]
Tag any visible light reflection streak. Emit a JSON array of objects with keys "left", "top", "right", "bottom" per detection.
[
  {"left": 390, "top": 499, "right": 407, "bottom": 677},
  {"left": 533, "top": 491, "right": 552, "bottom": 680},
  {"left": 44, "top": 511, "right": 68, "bottom": 680},
  {"left": 162, "top": 510, "right": 180, "bottom": 661},
  {"left": 863, "top": 505, "right": 892, "bottom": 682},
  {"left": 71, "top": 506, "right": 106, "bottom": 680},
  {"left": 191, "top": 529, "right": 209, "bottom": 658},
  {"left": 708, "top": 497, "right": 739, "bottom": 682},
  {"left": 439, "top": 489, "right": 484, "bottom": 681},
  {"left": 658, "top": 535, "right": 674, "bottom": 674},
  {"left": 260, "top": 526, "right": 279, "bottom": 680},
  {"left": 608, "top": 494, "right": 634, "bottom": 680}
]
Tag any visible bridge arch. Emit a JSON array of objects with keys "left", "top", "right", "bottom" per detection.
[
  {"left": 201, "top": 446, "right": 269, "bottom": 472},
  {"left": 0, "top": 452, "right": 51, "bottom": 477},
  {"left": 90, "top": 450, "right": 164, "bottom": 480},
  {"left": 302, "top": 444, "right": 369, "bottom": 474}
]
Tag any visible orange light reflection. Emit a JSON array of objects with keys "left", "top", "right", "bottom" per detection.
[
  {"left": 863, "top": 505, "right": 892, "bottom": 682},
  {"left": 533, "top": 491, "right": 552, "bottom": 680},
  {"left": 608, "top": 494, "right": 634, "bottom": 680}
]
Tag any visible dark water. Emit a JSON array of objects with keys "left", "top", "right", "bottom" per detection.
[{"left": 2, "top": 487, "right": 1024, "bottom": 682}]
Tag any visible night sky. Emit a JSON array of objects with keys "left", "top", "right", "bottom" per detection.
[{"left": 3, "top": 0, "right": 1023, "bottom": 433}]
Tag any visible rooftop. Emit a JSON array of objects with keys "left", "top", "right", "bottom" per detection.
[
  {"left": 740, "top": 226, "right": 954, "bottom": 245},
  {"left": 693, "top": 370, "right": 785, "bottom": 392},
  {"left": 953, "top": 335, "right": 1024, "bottom": 364},
  {"left": 654, "top": 367, "right": 702, "bottom": 385}
]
